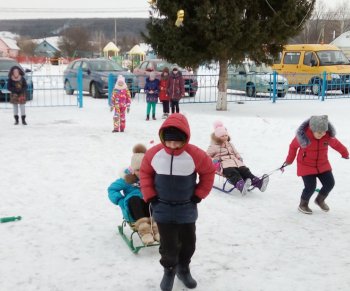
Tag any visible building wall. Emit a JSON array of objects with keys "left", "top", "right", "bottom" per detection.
[{"left": 0, "top": 39, "right": 19, "bottom": 58}]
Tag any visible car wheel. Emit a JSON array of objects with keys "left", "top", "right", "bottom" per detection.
[
  {"left": 246, "top": 83, "right": 256, "bottom": 97},
  {"left": 189, "top": 91, "right": 196, "bottom": 97},
  {"left": 277, "top": 92, "right": 286, "bottom": 98},
  {"left": 64, "top": 80, "right": 74, "bottom": 95},
  {"left": 311, "top": 79, "right": 321, "bottom": 95},
  {"left": 90, "top": 82, "right": 101, "bottom": 98}
]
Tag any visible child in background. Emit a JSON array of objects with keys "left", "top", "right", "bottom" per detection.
[
  {"left": 144, "top": 72, "right": 159, "bottom": 120},
  {"left": 8, "top": 66, "right": 28, "bottom": 125},
  {"left": 110, "top": 75, "right": 131, "bottom": 132},
  {"left": 167, "top": 67, "right": 185, "bottom": 114},
  {"left": 108, "top": 144, "right": 159, "bottom": 245},
  {"left": 284, "top": 115, "right": 349, "bottom": 214},
  {"left": 159, "top": 67, "right": 170, "bottom": 119},
  {"left": 140, "top": 113, "right": 215, "bottom": 291},
  {"left": 207, "top": 121, "right": 269, "bottom": 195}
]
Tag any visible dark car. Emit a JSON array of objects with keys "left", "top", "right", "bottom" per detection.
[
  {"left": 63, "top": 58, "right": 139, "bottom": 98},
  {"left": 133, "top": 59, "right": 198, "bottom": 97},
  {"left": 0, "top": 57, "right": 34, "bottom": 102}
]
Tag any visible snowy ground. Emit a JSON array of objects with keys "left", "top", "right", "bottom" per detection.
[{"left": 1, "top": 69, "right": 350, "bottom": 291}]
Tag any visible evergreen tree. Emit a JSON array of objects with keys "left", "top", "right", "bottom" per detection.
[{"left": 144, "top": 0, "right": 315, "bottom": 110}]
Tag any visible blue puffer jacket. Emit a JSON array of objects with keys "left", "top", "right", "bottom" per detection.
[
  {"left": 144, "top": 78, "right": 159, "bottom": 103},
  {"left": 107, "top": 170, "right": 143, "bottom": 222}
]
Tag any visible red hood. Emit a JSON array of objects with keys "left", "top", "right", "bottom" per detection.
[{"left": 159, "top": 113, "right": 191, "bottom": 155}]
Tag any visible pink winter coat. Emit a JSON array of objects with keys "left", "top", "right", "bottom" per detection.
[{"left": 206, "top": 133, "right": 245, "bottom": 170}]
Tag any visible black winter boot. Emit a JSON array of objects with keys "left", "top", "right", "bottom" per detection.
[
  {"left": 21, "top": 115, "right": 27, "bottom": 125},
  {"left": 176, "top": 264, "right": 197, "bottom": 289},
  {"left": 14, "top": 115, "right": 19, "bottom": 125},
  {"left": 146, "top": 114, "right": 150, "bottom": 121},
  {"left": 160, "top": 267, "right": 176, "bottom": 291},
  {"left": 152, "top": 114, "right": 156, "bottom": 120}
]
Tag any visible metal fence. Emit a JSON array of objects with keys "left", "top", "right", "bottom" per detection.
[
  {"left": 0, "top": 65, "right": 79, "bottom": 109},
  {"left": 2, "top": 68, "right": 350, "bottom": 109}
]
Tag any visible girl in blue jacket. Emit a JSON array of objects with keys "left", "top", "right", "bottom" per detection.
[{"left": 107, "top": 144, "right": 159, "bottom": 245}]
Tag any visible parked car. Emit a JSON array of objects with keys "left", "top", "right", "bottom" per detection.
[
  {"left": 63, "top": 58, "right": 139, "bottom": 98},
  {"left": 133, "top": 59, "right": 198, "bottom": 97},
  {"left": 272, "top": 44, "right": 350, "bottom": 95},
  {"left": 0, "top": 57, "right": 34, "bottom": 102},
  {"left": 227, "top": 61, "right": 288, "bottom": 97}
]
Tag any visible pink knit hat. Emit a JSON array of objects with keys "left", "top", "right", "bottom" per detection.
[
  {"left": 213, "top": 121, "right": 228, "bottom": 138},
  {"left": 114, "top": 75, "right": 127, "bottom": 90}
]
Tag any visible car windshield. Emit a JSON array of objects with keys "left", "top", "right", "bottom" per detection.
[
  {"left": 247, "top": 62, "right": 273, "bottom": 73},
  {"left": 0, "top": 60, "right": 20, "bottom": 71},
  {"left": 316, "top": 50, "right": 350, "bottom": 66},
  {"left": 89, "top": 60, "right": 124, "bottom": 71}
]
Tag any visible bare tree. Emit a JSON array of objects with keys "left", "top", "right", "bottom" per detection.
[
  {"left": 58, "top": 27, "right": 93, "bottom": 57},
  {"left": 16, "top": 36, "right": 36, "bottom": 56}
]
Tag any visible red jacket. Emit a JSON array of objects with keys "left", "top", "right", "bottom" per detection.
[
  {"left": 159, "top": 79, "right": 169, "bottom": 101},
  {"left": 285, "top": 120, "right": 349, "bottom": 176},
  {"left": 139, "top": 113, "right": 216, "bottom": 223}
]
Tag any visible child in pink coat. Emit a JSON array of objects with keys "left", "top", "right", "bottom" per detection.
[
  {"left": 110, "top": 75, "right": 131, "bottom": 132},
  {"left": 207, "top": 121, "right": 269, "bottom": 195}
]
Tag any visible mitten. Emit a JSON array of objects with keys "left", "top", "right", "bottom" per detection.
[
  {"left": 127, "top": 107, "right": 130, "bottom": 113},
  {"left": 110, "top": 106, "right": 113, "bottom": 112}
]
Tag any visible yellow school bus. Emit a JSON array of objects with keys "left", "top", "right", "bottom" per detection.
[{"left": 272, "top": 44, "right": 350, "bottom": 94}]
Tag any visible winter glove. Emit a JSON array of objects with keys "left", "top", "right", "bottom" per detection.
[
  {"left": 282, "top": 162, "right": 290, "bottom": 168},
  {"left": 127, "top": 107, "right": 130, "bottom": 113},
  {"left": 191, "top": 195, "right": 202, "bottom": 204},
  {"left": 110, "top": 106, "right": 113, "bottom": 112}
]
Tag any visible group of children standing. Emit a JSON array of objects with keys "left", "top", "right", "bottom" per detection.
[{"left": 109, "top": 67, "right": 185, "bottom": 132}]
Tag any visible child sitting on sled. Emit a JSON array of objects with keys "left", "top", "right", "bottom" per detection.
[
  {"left": 207, "top": 121, "right": 269, "bottom": 195},
  {"left": 107, "top": 144, "right": 159, "bottom": 245}
]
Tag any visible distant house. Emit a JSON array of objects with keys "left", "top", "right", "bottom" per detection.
[
  {"left": 34, "top": 39, "right": 60, "bottom": 57},
  {"left": 330, "top": 31, "right": 350, "bottom": 59},
  {"left": 0, "top": 37, "right": 20, "bottom": 58}
]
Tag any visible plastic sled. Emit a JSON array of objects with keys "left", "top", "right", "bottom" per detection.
[
  {"left": 213, "top": 172, "right": 269, "bottom": 195},
  {"left": 118, "top": 219, "right": 159, "bottom": 254}
]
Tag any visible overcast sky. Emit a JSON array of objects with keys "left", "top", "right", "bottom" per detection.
[{"left": 0, "top": 0, "right": 347, "bottom": 20}]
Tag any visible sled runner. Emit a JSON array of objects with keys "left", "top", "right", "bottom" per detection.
[
  {"left": 118, "top": 220, "right": 159, "bottom": 254},
  {"left": 213, "top": 172, "right": 269, "bottom": 195}
]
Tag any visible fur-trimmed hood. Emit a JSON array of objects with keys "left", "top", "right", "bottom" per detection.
[{"left": 296, "top": 118, "right": 336, "bottom": 148}]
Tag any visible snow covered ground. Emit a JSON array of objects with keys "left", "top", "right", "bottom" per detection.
[{"left": 1, "top": 64, "right": 350, "bottom": 291}]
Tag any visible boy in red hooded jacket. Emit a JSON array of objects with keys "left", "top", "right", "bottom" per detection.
[
  {"left": 139, "top": 113, "right": 215, "bottom": 291},
  {"left": 284, "top": 115, "right": 349, "bottom": 214}
]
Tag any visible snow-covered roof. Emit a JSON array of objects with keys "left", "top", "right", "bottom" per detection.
[
  {"left": 129, "top": 44, "right": 145, "bottom": 55},
  {"left": 103, "top": 42, "right": 120, "bottom": 52},
  {"left": 0, "top": 31, "right": 19, "bottom": 39},
  {"left": 0, "top": 37, "right": 19, "bottom": 50},
  {"left": 330, "top": 31, "right": 350, "bottom": 48},
  {"left": 33, "top": 37, "right": 60, "bottom": 51}
]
